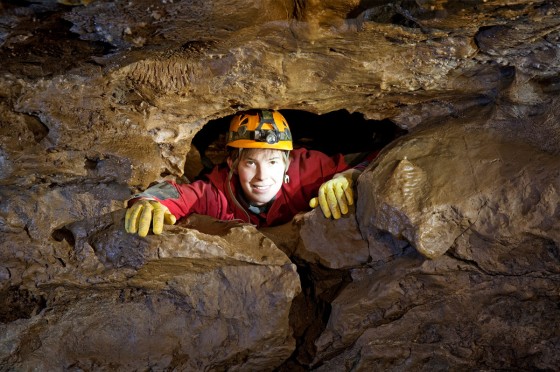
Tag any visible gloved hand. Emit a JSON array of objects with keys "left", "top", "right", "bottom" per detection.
[
  {"left": 309, "top": 171, "right": 355, "bottom": 219},
  {"left": 125, "top": 199, "right": 176, "bottom": 237}
]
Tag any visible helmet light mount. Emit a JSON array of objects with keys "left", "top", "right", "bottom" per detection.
[{"left": 250, "top": 128, "right": 280, "bottom": 144}]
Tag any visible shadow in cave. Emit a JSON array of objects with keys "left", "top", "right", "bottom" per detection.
[
  {"left": 187, "top": 109, "right": 405, "bottom": 181},
  {"left": 0, "top": 286, "right": 46, "bottom": 324},
  {"left": 0, "top": 1, "right": 115, "bottom": 78}
]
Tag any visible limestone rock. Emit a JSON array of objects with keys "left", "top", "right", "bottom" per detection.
[
  {"left": 358, "top": 123, "right": 560, "bottom": 259},
  {"left": 0, "top": 212, "right": 300, "bottom": 370},
  {"left": 296, "top": 208, "right": 369, "bottom": 269},
  {"left": 313, "top": 253, "right": 560, "bottom": 370}
]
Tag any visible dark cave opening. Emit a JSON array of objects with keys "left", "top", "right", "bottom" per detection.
[
  {"left": 0, "top": 0, "right": 115, "bottom": 78},
  {"left": 0, "top": 286, "right": 46, "bottom": 324},
  {"left": 186, "top": 109, "right": 406, "bottom": 181}
]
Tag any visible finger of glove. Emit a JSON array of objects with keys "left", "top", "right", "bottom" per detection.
[
  {"left": 345, "top": 185, "right": 354, "bottom": 206},
  {"left": 309, "top": 197, "right": 319, "bottom": 209},
  {"left": 334, "top": 182, "right": 349, "bottom": 215},
  {"left": 164, "top": 211, "right": 176, "bottom": 225},
  {"left": 137, "top": 202, "right": 155, "bottom": 237},
  {"left": 325, "top": 184, "right": 342, "bottom": 219},
  {"left": 151, "top": 202, "right": 165, "bottom": 235},
  {"left": 125, "top": 203, "right": 144, "bottom": 234},
  {"left": 318, "top": 184, "right": 332, "bottom": 219},
  {"left": 338, "top": 175, "right": 354, "bottom": 206}
]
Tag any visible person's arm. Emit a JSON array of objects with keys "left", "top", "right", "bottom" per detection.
[
  {"left": 309, "top": 151, "right": 379, "bottom": 219},
  {"left": 125, "top": 199, "right": 176, "bottom": 237},
  {"left": 124, "top": 181, "right": 183, "bottom": 237},
  {"left": 124, "top": 179, "right": 219, "bottom": 237}
]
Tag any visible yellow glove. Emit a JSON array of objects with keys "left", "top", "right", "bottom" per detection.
[
  {"left": 309, "top": 172, "right": 355, "bottom": 219},
  {"left": 125, "top": 200, "right": 176, "bottom": 237}
]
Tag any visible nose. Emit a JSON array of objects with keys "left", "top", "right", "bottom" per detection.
[{"left": 254, "top": 164, "right": 268, "bottom": 180}]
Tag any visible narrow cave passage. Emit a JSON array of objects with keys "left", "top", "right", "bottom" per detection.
[
  {"left": 185, "top": 109, "right": 407, "bottom": 369},
  {"left": 186, "top": 109, "right": 406, "bottom": 181}
]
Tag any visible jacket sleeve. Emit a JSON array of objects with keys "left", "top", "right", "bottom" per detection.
[
  {"left": 127, "top": 180, "right": 226, "bottom": 220},
  {"left": 343, "top": 151, "right": 380, "bottom": 172},
  {"left": 292, "top": 149, "right": 352, "bottom": 203},
  {"left": 290, "top": 149, "right": 379, "bottom": 205}
]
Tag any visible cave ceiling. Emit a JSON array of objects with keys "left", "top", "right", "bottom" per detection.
[
  {"left": 2, "top": 1, "right": 559, "bottom": 187},
  {"left": 1, "top": 0, "right": 559, "bottom": 312}
]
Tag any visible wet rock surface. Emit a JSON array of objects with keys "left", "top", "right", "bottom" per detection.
[{"left": 1, "top": 0, "right": 559, "bottom": 370}]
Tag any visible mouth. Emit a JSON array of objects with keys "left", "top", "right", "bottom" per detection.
[{"left": 251, "top": 184, "right": 272, "bottom": 193}]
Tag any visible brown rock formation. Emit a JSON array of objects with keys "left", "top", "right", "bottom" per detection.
[{"left": 1, "top": 0, "right": 559, "bottom": 370}]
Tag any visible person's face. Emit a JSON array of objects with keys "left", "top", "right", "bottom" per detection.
[{"left": 232, "top": 149, "right": 287, "bottom": 206}]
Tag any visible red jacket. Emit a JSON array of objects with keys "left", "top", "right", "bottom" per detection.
[{"left": 134, "top": 148, "right": 369, "bottom": 227}]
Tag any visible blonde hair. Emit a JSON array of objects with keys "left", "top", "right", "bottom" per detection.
[{"left": 229, "top": 148, "right": 290, "bottom": 173}]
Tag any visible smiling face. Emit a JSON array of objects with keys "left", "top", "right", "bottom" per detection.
[{"left": 229, "top": 148, "right": 288, "bottom": 206}]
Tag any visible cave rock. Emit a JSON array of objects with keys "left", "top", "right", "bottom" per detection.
[
  {"left": 0, "top": 212, "right": 300, "bottom": 371},
  {"left": 358, "top": 123, "right": 560, "bottom": 260}
]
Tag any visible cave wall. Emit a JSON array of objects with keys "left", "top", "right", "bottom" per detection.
[{"left": 1, "top": 0, "right": 559, "bottom": 370}]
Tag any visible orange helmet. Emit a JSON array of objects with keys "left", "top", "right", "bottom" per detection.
[{"left": 226, "top": 109, "right": 293, "bottom": 150}]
